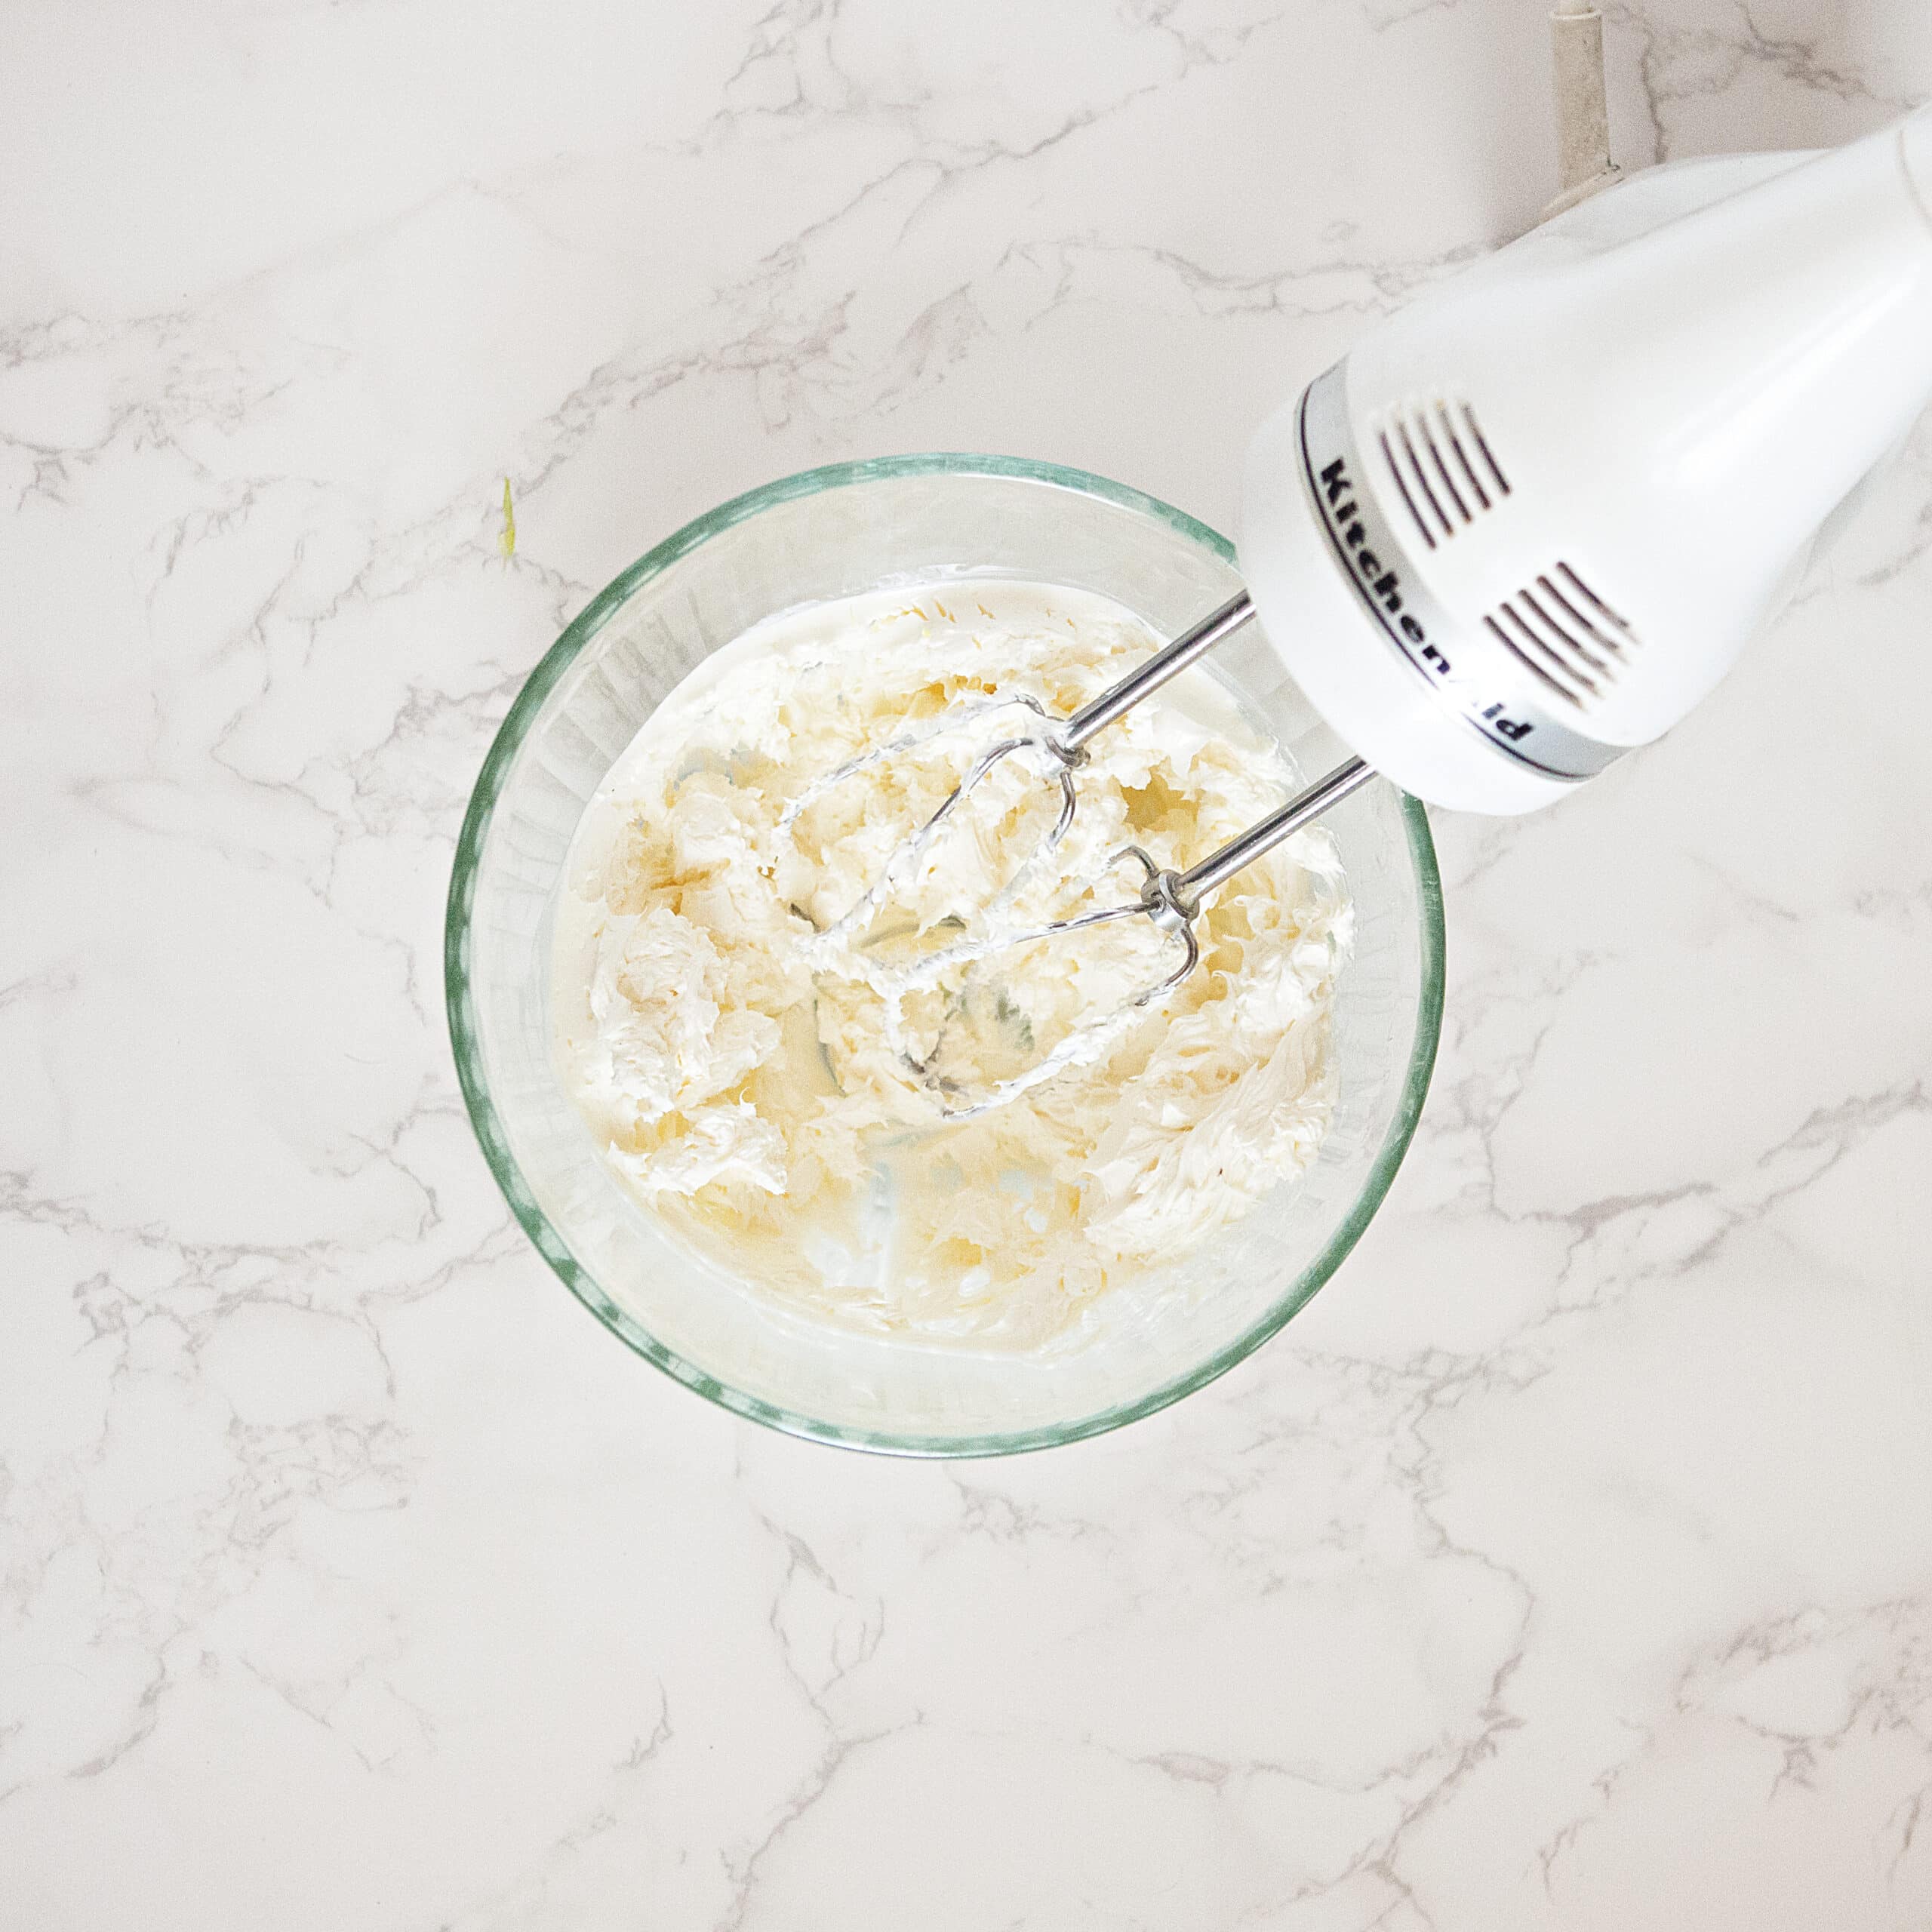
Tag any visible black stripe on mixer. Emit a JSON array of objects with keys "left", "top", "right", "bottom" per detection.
[
  {"left": 1484, "top": 563, "right": 1639, "bottom": 711},
  {"left": 1375, "top": 398, "right": 1511, "bottom": 547}
]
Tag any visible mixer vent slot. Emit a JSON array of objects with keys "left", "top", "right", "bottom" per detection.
[
  {"left": 1376, "top": 398, "right": 1511, "bottom": 549},
  {"left": 1484, "top": 563, "right": 1638, "bottom": 710}
]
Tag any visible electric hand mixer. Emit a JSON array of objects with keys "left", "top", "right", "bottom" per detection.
[{"left": 800, "top": 104, "right": 1932, "bottom": 1114}]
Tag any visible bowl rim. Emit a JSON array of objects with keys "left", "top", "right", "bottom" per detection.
[{"left": 444, "top": 452, "right": 1445, "bottom": 1457}]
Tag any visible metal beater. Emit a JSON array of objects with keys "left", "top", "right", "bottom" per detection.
[{"left": 780, "top": 593, "right": 1374, "bottom": 1115}]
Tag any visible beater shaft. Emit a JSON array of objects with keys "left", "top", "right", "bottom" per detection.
[
  {"left": 1161, "top": 755, "right": 1375, "bottom": 916},
  {"left": 1060, "top": 591, "right": 1254, "bottom": 752}
]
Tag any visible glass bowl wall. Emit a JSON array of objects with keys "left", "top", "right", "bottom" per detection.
[{"left": 446, "top": 457, "right": 1443, "bottom": 1455}]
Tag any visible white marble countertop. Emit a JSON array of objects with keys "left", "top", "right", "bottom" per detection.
[{"left": 7, "top": 2, "right": 1932, "bottom": 1925}]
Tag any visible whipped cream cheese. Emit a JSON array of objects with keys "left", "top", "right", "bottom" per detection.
[{"left": 552, "top": 581, "right": 1352, "bottom": 1347}]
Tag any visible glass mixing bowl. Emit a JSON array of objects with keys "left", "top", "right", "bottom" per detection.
[{"left": 445, "top": 457, "right": 1443, "bottom": 1455}]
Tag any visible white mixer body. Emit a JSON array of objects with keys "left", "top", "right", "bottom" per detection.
[{"left": 1243, "top": 106, "right": 1932, "bottom": 812}]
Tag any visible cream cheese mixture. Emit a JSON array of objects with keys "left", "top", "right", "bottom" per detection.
[{"left": 552, "top": 581, "right": 1352, "bottom": 1347}]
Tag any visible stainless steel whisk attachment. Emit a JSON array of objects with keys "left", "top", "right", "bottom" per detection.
[
  {"left": 781, "top": 592, "right": 1260, "bottom": 946},
  {"left": 1040, "top": 751, "right": 1376, "bottom": 1001},
  {"left": 780, "top": 589, "right": 1380, "bottom": 1115}
]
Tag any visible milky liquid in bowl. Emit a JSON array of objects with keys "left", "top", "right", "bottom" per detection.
[{"left": 547, "top": 577, "right": 1355, "bottom": 1349}]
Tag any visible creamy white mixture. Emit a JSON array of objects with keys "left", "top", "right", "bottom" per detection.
[{"left": 552, "top": 581, "right": 1352, "bottom": 1347}]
